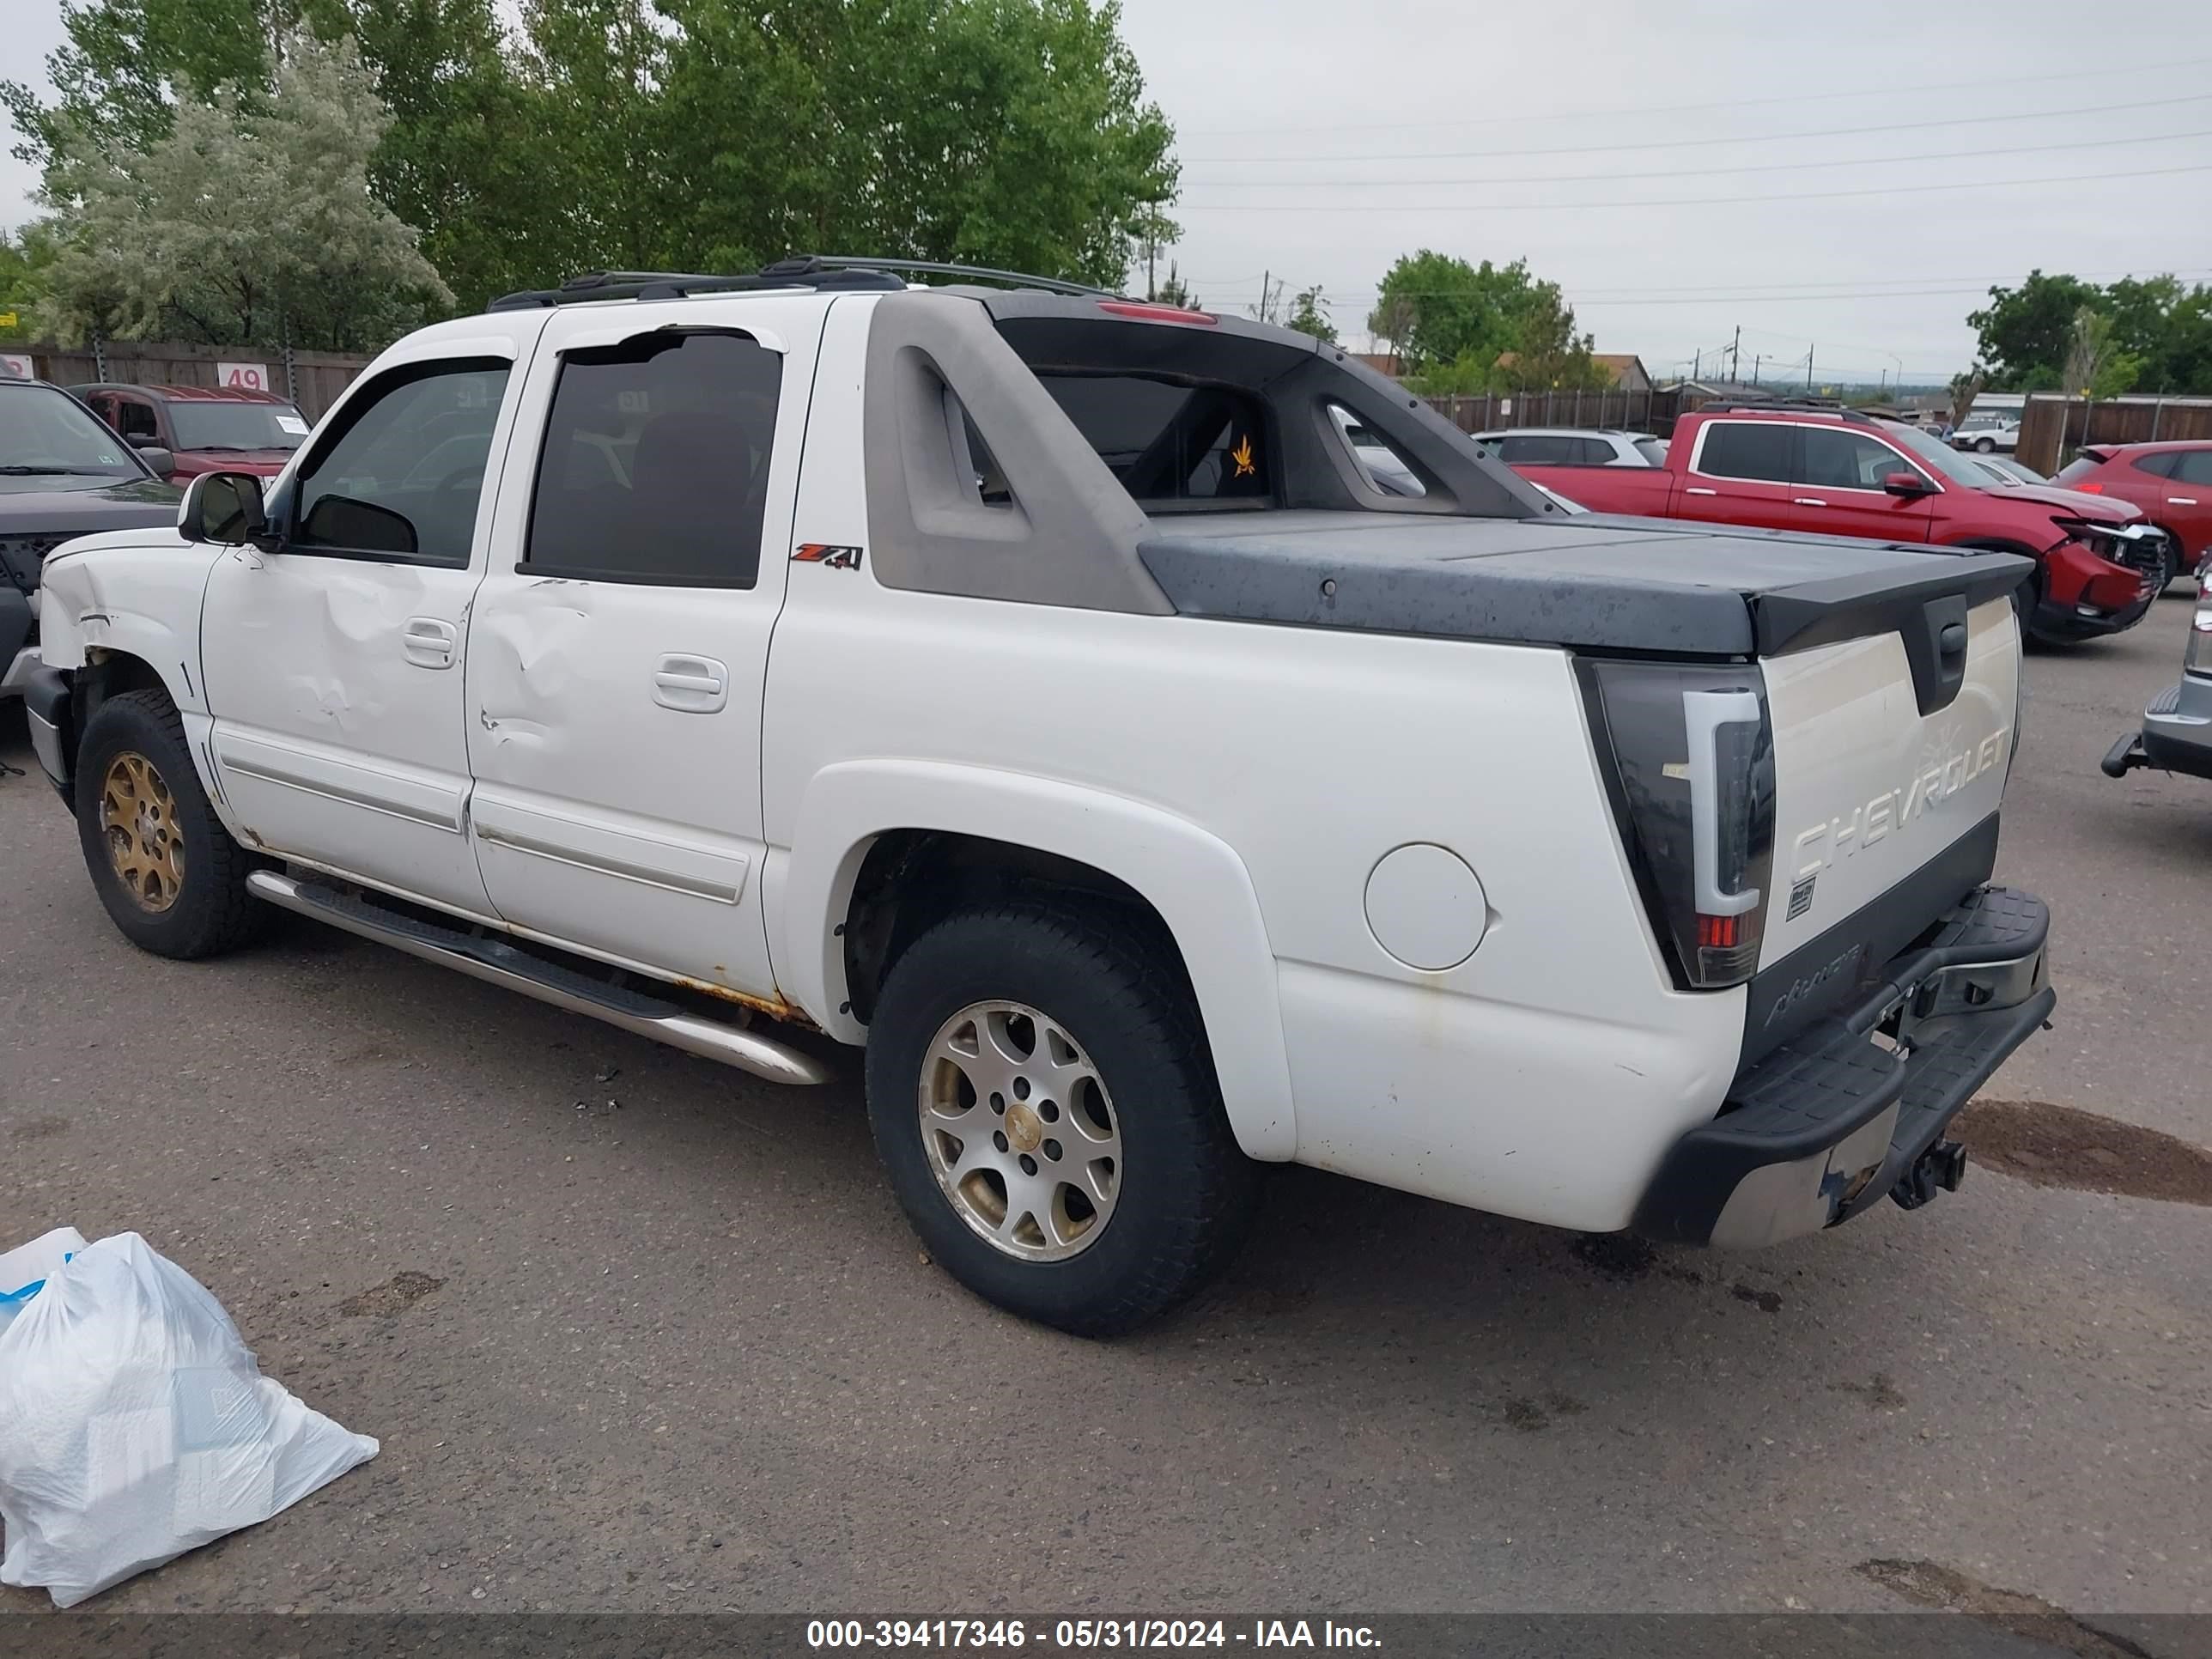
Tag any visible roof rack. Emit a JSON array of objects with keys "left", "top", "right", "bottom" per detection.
[
  {"left": 1696, "top": 398, "right": 1872, "bottom": 424},
  {"left": 487, "top": 255, "right": 1114, "bottom": 312}
]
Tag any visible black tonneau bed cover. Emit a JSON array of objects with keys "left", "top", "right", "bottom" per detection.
[{"left": 1138, "top": 512, "right": 2030, "bottom": 659}]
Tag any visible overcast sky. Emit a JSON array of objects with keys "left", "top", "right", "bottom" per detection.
[{"left": 6, "top": 0, "right": 2209, "bottom": 383}]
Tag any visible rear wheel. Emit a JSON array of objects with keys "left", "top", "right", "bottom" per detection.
[
  {"left": 1973, "top": 437, "right": 1997, "bottom": 453},
  {"left": 864, "top": 903, "right": 1257, "bottom": 1337},
  {"left": 74, "top": 689, "right": 263, "bottom": 958}
]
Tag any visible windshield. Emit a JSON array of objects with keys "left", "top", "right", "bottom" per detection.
[
  {"left": 167, "top": 398, "right": 309, "bottom": 452},
  {"left": 1880, "top": 420, "right": 2000, "bottom": 489},
  {"left": 0, "top": 385, "right": 148, "bottom": 478},
  {"left": 2051, "top": 454, "right": 2103, "bottom": 484}
]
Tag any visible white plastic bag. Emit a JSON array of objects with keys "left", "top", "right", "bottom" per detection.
[
  {"left": 0, "top": 1227, "right": 88, "bottom": 1336},
  {"left": 0, "top": 1231, "right": 379, "bottom": 1607}
]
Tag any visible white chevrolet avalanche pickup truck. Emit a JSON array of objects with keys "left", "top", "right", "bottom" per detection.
[{"left": 23, "top": 258, "right": 2053, "bottom": 1334}]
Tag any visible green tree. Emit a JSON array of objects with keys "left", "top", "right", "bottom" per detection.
[
  {"left": 1365, "top": 251, "right": 1515, "bottom": 377},
  {"left": 1967, "top": 270, "right": 2106, "bottom": 389},
  {"left": 1282, "top": 284, "right": 1336, "bottom": 343},
  {"left": 38, "top": 30, "right": 451, "bottom": 349},
  {"left": 0, "top": 225, "right": 62, "bottom": 340},
  {"left": 2, "top": 0, "right": 286, "bottom": 168},
  {"left": 606, "top": 0, "right": 1178, "bottom": 289},
  {"left": 1368, "top": 250, "right": 1603, "bottom": 392},
  {"left": 2061, "top": 307, "right": 2139, "bottom": 399},
  {"left": 1152, "top": 260, "right": 1190, "bottom": 308}
]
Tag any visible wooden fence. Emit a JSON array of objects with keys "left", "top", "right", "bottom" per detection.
[
  {"left": 7, "top": 339, "right": 374, "bottom": 419},
  {"left": 1422, "top": 385, "right": 1693, "bottom": 436},
  {"left": 2016, "top": 396, "right": 2212, "bottom": 475}
]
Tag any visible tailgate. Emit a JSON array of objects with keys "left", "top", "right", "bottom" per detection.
[{"left": 1743, "top": 595, "right": 2020, "bottom": 1059}]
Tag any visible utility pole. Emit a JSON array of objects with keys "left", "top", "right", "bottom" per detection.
[
  {"left": 1806, "top": 346, "right": 1814, "bottom": 392},
  {"left": 1752, "top": 353, "right": 1762, "bottom": 387},
  {"left": 1692, "top": 348, "right": 1701, "bottom": 384},
  {"left": 1146, "top": 203, "right": 1158, "bottom": 302},
  {"left": 1730, "top": 325, "right": 1741, "bottom": 384}
]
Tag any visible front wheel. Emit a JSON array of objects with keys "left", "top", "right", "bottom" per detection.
[
  {"left": 1973, "top": 437, "right": 1997, "bottom": 453},
  {"left": 864, "top": 903, "right": 1257, "bottom": 1337},
  {"left": 74, "top": 689, "right": 264, "bottom": 958}
]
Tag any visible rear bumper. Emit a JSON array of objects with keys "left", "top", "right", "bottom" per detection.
[
  {"left": 2103, "top": 675, "right": 2212, "bottom": 782},
  {"left": 1634, "top": 884, "right": 2052, "bottom": 1248}
]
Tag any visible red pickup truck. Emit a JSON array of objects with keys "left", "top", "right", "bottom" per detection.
[{"left": 1502, "top": 404, "right": 2169, "bottom": 644}]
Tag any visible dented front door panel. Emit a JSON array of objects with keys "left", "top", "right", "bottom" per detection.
[{"left": 199, "top": 547, "right": 495, "bottom": 915}]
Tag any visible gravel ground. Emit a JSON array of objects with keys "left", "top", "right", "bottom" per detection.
[{"left": 1, "top": 591, "right": 2206, "bottom": 1631}]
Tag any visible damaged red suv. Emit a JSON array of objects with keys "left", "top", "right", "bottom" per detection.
[{"left": 76, "top": 383, "right": 308, "bottom": 485}]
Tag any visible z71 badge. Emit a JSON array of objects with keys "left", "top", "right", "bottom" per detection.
[{"left": 792, "top": 543, "right": 863, "bottom": 570}]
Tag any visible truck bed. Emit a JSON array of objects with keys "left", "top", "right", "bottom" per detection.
[{"left": 1137, "top": 511, "right": 2028, "bottom": 658}]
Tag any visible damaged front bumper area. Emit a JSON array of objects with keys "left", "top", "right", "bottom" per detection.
[{"left": 1633, "top": 885, "right": 2053, "bottom": 1249}]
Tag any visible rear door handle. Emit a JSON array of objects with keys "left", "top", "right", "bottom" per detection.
[
  {"left": 402, "top": 617, "right": 458, "bottom": 669},
  {"left": 653, "top": 653, "right": 729, "bottom": 714},
  {"left": 2170, "top": 496, "right": 2199, "bottom": 506},
  {"left": 1792, "top": 497, "right": 1828, "bottom": 507}
]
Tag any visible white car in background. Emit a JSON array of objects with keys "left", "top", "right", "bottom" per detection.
[
  {"left": 1474, "top": 428, "right": 1668, "bottom": 467},
  {"left": 1953, "top": 414, "right": 2021, "bottom": 454}
]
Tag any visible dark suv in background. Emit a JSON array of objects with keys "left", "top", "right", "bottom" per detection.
[{"left": 0, "top": 377, "right": 181, "bottom": 699}]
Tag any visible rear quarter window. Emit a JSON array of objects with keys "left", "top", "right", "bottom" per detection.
[
  {"left": 1694, "top": 422, "right": 1793, "bottom": 483},
  {"left": 1032, "top": 373, "right": 1271, "bottom": 509}
]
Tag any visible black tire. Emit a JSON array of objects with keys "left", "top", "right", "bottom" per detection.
[
  {"left": 1973, "top": 437, "right": 1997, "bottom": 453},
  {"left": 2149, "top": 536, "right": 2182, "bottom": 595},
  {"left": 865, "top": 902, "right": 1258, "bottom": 1337},
  {"left": 74, "top": 688, "right": 263, "bottom": 959}
]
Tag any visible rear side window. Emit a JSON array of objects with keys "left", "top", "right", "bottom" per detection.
[
  {"left": 1695, "top": 422, "right": 1794, "bottom": 483},
  {"left": 1494, "top": 434, "right": 1577, "bottom": 465},
  {"left": 1032, "top": 373, "right": 1270, "bottom": 508},
  {"left": 2127, "top": 452, "right": 2177, "bottom": 478},
  {"left": 2176, "top": 451, "right": 2212, "bottom": 486},
  {"left": 526, "top": 331, "right": 782, "bottom": 586}
]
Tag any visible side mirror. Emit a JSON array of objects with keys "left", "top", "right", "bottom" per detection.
[
  {"left": 1881, "top": 471, "right": 1933, "bottom": 498},
  {"left": 179, "top": 471, "right": 270, "bottom": 547},
  {"left": 134, "top": 447, "right": 176, "bottom": 480}
]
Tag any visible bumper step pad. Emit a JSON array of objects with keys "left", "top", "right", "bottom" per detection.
[{"left": 1635, "top": 885, "right": 2053, "bottom": 1248}]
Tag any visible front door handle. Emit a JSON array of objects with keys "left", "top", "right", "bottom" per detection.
[
  {"left": 1792, "top": 497, "right": 1828, "bottom": 507},
  {"left": 402, "top": 617, "right": 458, "bottom": 669},
  {"left": 1685, "top": 486, "right": 1718, "bottom": 496},
  {"left": 2170, "top": 496, "right": 2199, "bottom": 506},
  {"left": 653, "top": 653, "right": 729, "bottom": 714}
]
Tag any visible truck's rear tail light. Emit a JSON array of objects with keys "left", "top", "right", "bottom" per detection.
[
  {"left": 1577, "top": 659, "right": 1776, "bottom": 991},
  {"left": 2187, "top": 600, "right": 2212, "bottom": 677}
]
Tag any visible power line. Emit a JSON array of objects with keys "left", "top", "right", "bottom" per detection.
[
  {"left": 1176, "top": 56, "right": 2212, "bottom": 139},
  {"left": 1188, "top": 266, "right": 2212, "bottom": 299},
  {"left": 1184, "top": 92, "right": 2210, "bottom": 166},
  {"left": 1181, "top": 160, "right": 2212, "bottom": 213},
  {"left": 1183, "top": 125, "right": 2212, "bottom": 191}
]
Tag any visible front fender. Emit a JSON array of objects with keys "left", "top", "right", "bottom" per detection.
[
  {"left": 776, "top": 758, "right": 1298, "bottom": 1161},
  {"left": 38, "top": 537, "right": 221, "bottom": 715}
]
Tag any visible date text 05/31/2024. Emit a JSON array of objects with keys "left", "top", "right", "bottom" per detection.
[{"left": 806, "top": 1620, "right": 1382, "bottom": 1650}]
